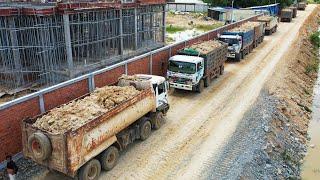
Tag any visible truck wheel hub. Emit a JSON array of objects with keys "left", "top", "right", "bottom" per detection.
[
  {"left": 31, "top": 140, "right": 42, "bottom": 155},
  {"left": 88, "top": 166, "right": 97, "bottom": 179}
]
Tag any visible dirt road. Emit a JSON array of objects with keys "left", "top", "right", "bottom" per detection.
[{"left": 41, "top": 4, "right": 317, "bottom": 180}]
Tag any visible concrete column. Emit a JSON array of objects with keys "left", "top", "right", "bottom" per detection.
[
  {"left": 134, "top": 8, "right": 138, "bottom": 50},
  {"left": 8, "top": 17, "right": 22, "bottom": 86},
  {"left": 162, "top": 5, "right": 166, "bottom": 44},
  {"left": 119, "top": 9, "right": 124, "bottom": 56},
  {"left": 63, "top": 14, "right": 74, "bottom": 78}
]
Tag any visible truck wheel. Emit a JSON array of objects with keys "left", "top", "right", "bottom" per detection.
[
  {"left": 79, "top": 159, "right": 101, "bottom": 180},
  {"left": 153, "top": 112, "right": 165, "bottom": 130},
  {"left": 27, "top": 132, "right": 52, "bottom": 161},
  {"left": 197, "top": 80, "right": 204, "bottom": 93},
  {"left": 140, "top": 120, "right": 152, "bottom": 140},
  {"left": 100, "top": 146, "right": 119, "bottom": 171},
  {"left": 204, "top": 77, "right": 210, "bottom": 87},
  {"left": 220, "top": 65, "right": 224, "bottom": 75},
  {"left": 235, "top": 53, "right": 241, "bottom": 62}
]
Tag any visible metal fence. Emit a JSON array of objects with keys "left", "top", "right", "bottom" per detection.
[{"left": 166, "top": 3, "right": 209, "bottom": 12}]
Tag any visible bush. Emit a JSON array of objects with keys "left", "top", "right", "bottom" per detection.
[{"left": 310, "top": 31, "right": 320, "bottom": 48}]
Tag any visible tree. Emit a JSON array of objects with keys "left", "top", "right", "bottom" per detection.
[{"left": 203, "top": 0, "right": 294, "bottom": 8}]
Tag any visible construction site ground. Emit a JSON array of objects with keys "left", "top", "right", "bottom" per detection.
[
  {"left": 0, "top": 4, "right": 318, "bottom": 180},
  {"left": 166, "top": 12, "right": 224, "bottom": 44}
]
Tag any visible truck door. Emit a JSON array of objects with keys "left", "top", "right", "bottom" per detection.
[{"left": 156, "top": 82, "right": 168, "bottom": 108}]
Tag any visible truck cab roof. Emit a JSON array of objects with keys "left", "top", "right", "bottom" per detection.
[
  {"left": 135, "top": 74, "right": 166, "bottom": 85},
  {"left": 220, "top": 34, "right": 240, "bottom": 39},
  {"left": 169, "top": 55, "right": 203, "bottom": 64}
]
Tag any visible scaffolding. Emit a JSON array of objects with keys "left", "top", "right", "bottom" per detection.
[{"left": 0, "top": 0, "right": 166, "bottom": 91}]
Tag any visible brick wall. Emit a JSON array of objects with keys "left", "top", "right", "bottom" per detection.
[
  {"left": 0, "top": 98, "right": 40, "bottom": 161},
  {"left": 0, "top": 14, "right": 261, "bottom": 163}
]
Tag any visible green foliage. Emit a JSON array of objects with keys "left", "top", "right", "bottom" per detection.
[
  {"left": 310, "top": 31, "right": 320, "bottom": 48},
  {"left": 308, "top": 0, "right": 320, "bottom": 4},
  {"left": 203, "top": 0, "right": 294, "bottom": 8},
  {"left": 166, "top": 26, "right": 185, "bottom": 33},
  {"left": 195, "top": 23, "right": 224, "bottom": 31}
]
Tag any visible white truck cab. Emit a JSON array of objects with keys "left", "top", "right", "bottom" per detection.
[
  {"left": 133, "top": 74, "right": 169, "bottom": 111},
  {"left": 167, "top": 55, "right": 204, "bottom": 91}
]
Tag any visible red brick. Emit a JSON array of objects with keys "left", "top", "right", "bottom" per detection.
[
  {"left": 171, "top": 42, "right": 185, "bottom": 56},
  {"left": 94, "top": 66, "right": 125, "bottom": 88},
  {"left": 0, "top": 97, "right": 40, "bottom": 161},
  {"left": 152, "top": 50, "right": 170, "bottom": 76},
  {"left": 44, "top": 79, "right": 89, "bottom": 111},
  {"left": 128, "top": 57, "right": 150, "bottom": 75}
]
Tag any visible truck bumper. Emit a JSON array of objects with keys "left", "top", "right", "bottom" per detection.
[{"left": 169, "top": 82, "right": 193, "bottom": 91}]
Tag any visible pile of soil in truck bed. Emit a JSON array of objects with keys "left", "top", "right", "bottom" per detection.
[
  {"left": 33, "top": 86, "right": 140, "bottom": 134},
  {"left": 241, "top": 21, "right": 261, "bottom": 29},
  {"left": 257, "top": 16, "right": 273, "bottom": 22},
  {"left": 188, "top": 40, "right": 224, "bottom": 54}
]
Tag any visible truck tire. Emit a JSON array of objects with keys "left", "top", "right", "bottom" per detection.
[
  {"left": 220, "top": 65, "right": 224, "bottom": 75},
  {"left": 197, "top": 80, "right": 204, "bottom": 93},
  {"left": 79, "top": 159, "right": 101, "bottom": 180},
  {"left": 204, "top": 77, "right": 210, "bottom": 87},
  {"left": 235, "top": 53, "right": 241, "bottom": 62},
  {"left": 27, "top": 132, "right": 52, "bottom": 161},
  {"left": 153, "top": 112, "right": 165, "bottom": 130},
  {"left": 140, "top": 120, "right": 152, "bottom": 140},
  {"left": 99, "top": 146, "right": 119, "bottom": 171}
]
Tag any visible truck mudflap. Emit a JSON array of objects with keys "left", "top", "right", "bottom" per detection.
[{"left": 169, "top": 82, "right": 193, "bottom": 91}]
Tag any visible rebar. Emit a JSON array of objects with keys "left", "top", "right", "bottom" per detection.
[{"left": 0, "top": 1, "right": 166, "bottom": 91}]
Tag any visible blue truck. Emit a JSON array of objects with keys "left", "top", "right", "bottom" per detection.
[{"left": 219, "top": 26, "right": 254, "bottom": 61}]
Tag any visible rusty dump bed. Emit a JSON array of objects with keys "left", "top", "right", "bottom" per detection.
[{"left": 22, "top": 87, "right": 156, "bottom": 177}]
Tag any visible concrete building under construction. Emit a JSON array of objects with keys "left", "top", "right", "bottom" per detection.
[{"left": 0, "top": 0, "right": 166, "bottom": 91}]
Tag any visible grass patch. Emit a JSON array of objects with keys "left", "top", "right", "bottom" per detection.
[
  {"left": 305, "top": 57, "right": 319, "bottom": 74},
  {"left": 194, "top": 24, "right": 223, "bottom": 32},
  {"left": 166, "top": 25, "right": 185, "bottom": 33}
]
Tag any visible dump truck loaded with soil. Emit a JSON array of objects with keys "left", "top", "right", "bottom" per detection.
[
  {"left": 22, "top": 74, "right": 170, "bottom": 180},
  {"left": 241, "top": 21, "right": 265, "bottom": 48},
  {"left": 255, "top": 16, "right": 278, "bottom": 35},
  {"left": 167, "top": 40, "right": 228, "bottom": 93},
  {"left": 281, "top": 8, "right": 294, "bottom": 22},
  {"left": 298, "top": 2, "right": 307, "bottom": 10},
  {"left": 219, "top": 23, "right": 254, "bottom": 61}
]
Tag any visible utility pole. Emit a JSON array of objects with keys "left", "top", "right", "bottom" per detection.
[{"left": 231, "top": 0, "right": 234, "bottom": 23}]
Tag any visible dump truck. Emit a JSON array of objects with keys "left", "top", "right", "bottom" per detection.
[
  {"left": 22, "top": 74, "right": 170, "bottom": 180},
  {"left": 281, "top": 8, "right": 293, "bottom": 22},
  {"left": 297, "top": 2, "right": 307, "bottom": 10},
  {"left": 219, "top": 25, "right": 254, "bottom": 61},
  {"left": 167, "top": 40, "right": 227, "bottom": 93},
  {"left": 256, "top": 16, "right": 278, "bottom": 35},
  {"left": 241, "top": 21, "right": 265, "bottom": 48},
  {"left": 289, "top": 6, "right": 297, "bottom": 18}
]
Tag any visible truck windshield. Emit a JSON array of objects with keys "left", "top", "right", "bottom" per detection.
[
  {"left": 219, "top": 38, "right": 239, "bottom": 46},
  {"left": 168, "top": 61, "right": 196, "bottom": 74}
]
